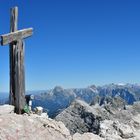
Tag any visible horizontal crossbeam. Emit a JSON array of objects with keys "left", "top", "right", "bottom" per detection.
[{"left": 1, "top": 28, "right": 33, "bottom": 45}]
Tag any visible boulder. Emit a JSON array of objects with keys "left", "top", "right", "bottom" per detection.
[
  {"left": 99, "top": 120, "right": 123, "bottom": 140},
  {"left": 55, "top": 100, "right": 102, "bottom": 135},
  {"left": 113, "top": 122, "right": 135, "bottom": 139}
]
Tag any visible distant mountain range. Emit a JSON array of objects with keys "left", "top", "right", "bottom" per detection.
[
  {"left": 1, "top": 83, "right": 140, "bottom": 117},
  {"left": 32, "top": 83, "right": 140, "bottom": 117}
]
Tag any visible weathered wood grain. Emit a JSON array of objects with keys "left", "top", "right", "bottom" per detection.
[
  {"left": 9, "top": 6, "right": 18, "bottom": 107},
  {"left": 14, "top": 40, "right": 26, "bottom": 113},
  {"left": 10, "top": 6, "right": 18, "bottom": 32},
  {"left": 9, "top": 7, "right": 26, "bottom": 114},
  {"left": 1, "top": 28, "right": 33, "bottom": 45}
]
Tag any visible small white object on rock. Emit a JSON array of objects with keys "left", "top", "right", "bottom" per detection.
[
  {"left": 35, "top": 106, "right": 43, "bottom": 115},
  {"left": 41, "top": 113, "right": 48, "bottom": 118}
]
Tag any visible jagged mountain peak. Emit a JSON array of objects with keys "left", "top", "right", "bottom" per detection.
[
  {"left": 31, "top": 83, "right": 140, "bottom": 118},
  {"left": 53, "top": 86, "right": 64, "bottom": 93}
]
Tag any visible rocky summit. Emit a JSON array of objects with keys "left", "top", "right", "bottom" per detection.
[
  {"left": 55, "top": 99, "right": 140, "bottom": 140},
  {"left": 0, "top": 104, "right": 102, "bottom": 140},
  {"left": 1, "top": 99, "right": 140, "bottom": 140}
]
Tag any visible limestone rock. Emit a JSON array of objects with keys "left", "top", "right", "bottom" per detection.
[
  {"left": 113, "top": 122, "right": 134, "bottom": 138},
  {"left": 55, "top": 99, "right": 102, "bottom": 135},
  {"left": 0, "top": 104, "right": 14, "bottom": 115},
  {"left": 1, "top": 99, "right": 140, "bottom": 140},
  {"left": 0, "top": 110, "right": 72, "bottom": 140},
  {"left": 99, "top": 120, "right": 122, "bottom": 140},
  {"left": 73, "top": 133, "right": 103, "bottom": 140},
  {"left": 55, "top": 99, "right": 140, "bottom": 140}
]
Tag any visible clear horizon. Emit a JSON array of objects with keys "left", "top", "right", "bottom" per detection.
[
  {"left": 0, "top": 82, "right": 140, "bottom": 93},
  {"left": 0, "top": 0, "right": 140, "bottom": 92}
]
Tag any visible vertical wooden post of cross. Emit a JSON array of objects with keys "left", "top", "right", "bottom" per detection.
[{"left": 9, "top": 7, "right": 26, "bottom": 114}]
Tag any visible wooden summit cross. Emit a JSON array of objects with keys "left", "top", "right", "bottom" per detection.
[{"left": 0, "top": 7, "right": 33, "bottom": 114}]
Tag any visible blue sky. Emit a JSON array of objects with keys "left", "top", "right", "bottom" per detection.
[{"left": 0, "top": 0, "right": 140, "bottom": 91}]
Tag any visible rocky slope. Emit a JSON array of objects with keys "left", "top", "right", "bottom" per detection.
[
  {"left": 55, "top": 99, "right": 102, "bottom": 135},
  {"left": 0, "top": 104, "right": 102, "bottom": 140},
  {"left": 1, "top": 100, "right": 140, "bottom": 139},
  {"left": 55, "top": 99, "right": 140, "bottom": 140}
]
